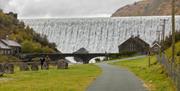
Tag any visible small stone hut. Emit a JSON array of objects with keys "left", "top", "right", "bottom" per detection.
[
  {"left": 0, "top": 41, "right": 11, "bottom": 55},
  {"left": 150, "top": 41, "right": 161, "bottom": 53},
  {"left": 73, "top": 48, "right": 89, "bottom": 62},
  {"left": 0, "top": 39, "right": 21, "bottom": 55}
]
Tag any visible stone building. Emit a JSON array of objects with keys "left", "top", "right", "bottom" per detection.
[
  {"left": 150, "top": 41, "right": 161, "bottom": 54},
  {"left": 118, "top": 35, "right": 150, "bottom": 54},
  {"left": 0, "top": 41, "right": 11, "bottom": 55},
  {"left": 73, "top": 48, "right": 89, "bottom": 63},
  {"left": 0, "top": 39, "right": 21, "bottom": 55}
]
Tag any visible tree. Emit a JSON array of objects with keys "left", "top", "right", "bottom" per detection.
[{"left": 21, "top": 40, "right": 35, "bottom": 53}]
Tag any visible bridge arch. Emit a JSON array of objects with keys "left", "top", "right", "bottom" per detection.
[{"left": 20, "top": 53, "right": 110, "bottom": 64}]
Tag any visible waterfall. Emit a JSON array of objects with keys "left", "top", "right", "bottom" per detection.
[{"left": 22, "top": 16, "right": 180, "bottom": 53}]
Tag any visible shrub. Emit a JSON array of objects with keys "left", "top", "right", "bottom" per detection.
[
  {"left": 0, "top": 55, "right": 19, "bottom": 62},
  {"left": 108, "top": 51, "right": 137, "bottom": 59},
  {"left": 177, "top": 51, "right": 180, "bottom": 56},
  {"left": 95, "top": 58, "right": 101, "bottom": 63},
  {"left": 164, "top": 31, "right": 180, "bottom": 49},
  {"left": 119, "top": 51, "right": 137, "bottom": 56}
]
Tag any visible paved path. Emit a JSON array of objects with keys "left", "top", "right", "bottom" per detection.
[{"left": 87, "top": 56, "right": 147, "bottom": 91}]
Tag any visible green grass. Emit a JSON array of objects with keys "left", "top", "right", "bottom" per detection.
[
  {"left": 165, "top": 42, "right": 180, "bottom": 65},
  {"left": 165, "top": 42, "right": 180, "bottom": 58},
  {"left": 0, "top": 64, "right": 101, "bottom": 91},
  {"left": 110, "top": 56, "right": 176, "bottom": 91}
]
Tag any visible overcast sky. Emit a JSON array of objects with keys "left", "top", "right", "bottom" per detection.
[{"left": 0, "top": 0, "right": 140, "bottom": 18}]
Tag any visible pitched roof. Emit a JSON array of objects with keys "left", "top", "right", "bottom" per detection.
[
  {"left": 151, "top": 43, "right": 161, "bottom": 48},
  {"left": 134, "top": 36, "right": 149, "bottom": 46},
  {"left": 73, "top": 48, "right": 89, "bottom": 54},
  {"left": 119, "top": 36, "right": 150, "bottom": 47},
  {"left": 0, "top": 41, "right": 11, "bottom": 49},
  {"left": 119, "top": 36, "right": 133, "bottom": 46},
  {"left": 1, "top": 39, "right": 21, "bottom": 47}
]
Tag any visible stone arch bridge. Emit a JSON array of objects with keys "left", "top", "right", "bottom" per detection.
[{"left": 20, "top": 53, "right": 113, "bottom": 64}]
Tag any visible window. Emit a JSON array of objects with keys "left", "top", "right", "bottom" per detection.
[{"left": 129, "top": 43, "right": 134, "bottom": 51}]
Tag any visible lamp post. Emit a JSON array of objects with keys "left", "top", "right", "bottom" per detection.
[{"left": 172, "top": 0, "right": 175, "bottom": 63}]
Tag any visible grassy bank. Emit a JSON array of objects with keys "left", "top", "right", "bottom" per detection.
[
  {"left": 0, "top": 64, "right": 101, "bottom": 91},
  {"left": 165, "top": 42, "right": 180, "bottom": 64},
  {"left": 110, "top": 56, "right": 175, "bottom": 91}
]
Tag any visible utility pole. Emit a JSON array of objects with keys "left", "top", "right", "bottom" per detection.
[
  {"left": 172, "top": 0, "right": 176, "bottom": 63},
  {"left": 148, "top": 48, "right": 151, "bottom": 67},
  {"left": 156, "top": 30, "right": 161, "bottom": 43},
  {"left": 156, "top": 30, "right": 161, "bottom": 55},
  {"left": 160, "top": 19, "right": 168, "bottom": 42},
  {"left": 160, "top": 19, "right": 168, "bottom": 52}
]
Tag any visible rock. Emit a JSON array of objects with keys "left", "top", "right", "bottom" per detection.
[
  {"left": 0, "top": 64, "right": 4, "bottom": 76},
  {"left": 19, "top": 62, "right": 29, "bottom": 71},
  {"left": 3, "top": 63, "right": 14, "bottom": 74},
  {"left": 30, "top": 62, "right": 39, "bottom": 71},
  {"left": 57, "top": 59, "right": 68, "bottom": 69},
  {"left": 42, "top": 61, "right": 49, "bottom": 70},
  {"left": 95, "top": 58, "right": 101, "bottom": 63}
]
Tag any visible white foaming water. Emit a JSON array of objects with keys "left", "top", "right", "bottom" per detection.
[{"left": 22, "top": 16, "right": 180, "bottom": 53}]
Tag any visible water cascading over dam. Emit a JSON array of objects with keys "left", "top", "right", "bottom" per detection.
[{"left": 22, "top": 16, "right": 180, "bottom": 53}]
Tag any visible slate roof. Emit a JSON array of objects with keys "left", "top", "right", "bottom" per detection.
[
  {"left": 73, "top": 48, "right": 89, "bottom": 54},
  {"left": 0, "top": 41, "right": 11, "bottom": 49},
  {"left": 1, "top": 39, "right": 21, "bottom": 47},
  {"left": 134, "top": 36, "right": 150, "bottom": 46},
  {"left": 119, "top": 36, "right": 150, "bottom": 47},
  {"left": 151, "top": 43, "right": 161, "bottom": 48}
]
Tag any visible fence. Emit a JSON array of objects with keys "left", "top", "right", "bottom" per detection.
[{"left": 157, "top": 54, "right": 180, "bottom": 91}]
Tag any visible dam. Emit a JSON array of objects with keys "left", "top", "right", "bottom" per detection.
[{"left": 22, "top": 16, "right": 180, "bottom": 53}]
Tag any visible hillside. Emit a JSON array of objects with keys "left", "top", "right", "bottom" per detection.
[
  {"left": 112, "top": 0, "right": 180, "bottom": 17},
  {"left": 0, "top": 9, "right": 57, "bottom": 53}
]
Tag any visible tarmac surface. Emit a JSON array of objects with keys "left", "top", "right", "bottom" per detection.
[{"left": 87, "top": 56, "right": 147, "bottom": 91}]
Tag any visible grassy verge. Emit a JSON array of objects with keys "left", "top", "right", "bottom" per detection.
[
  {"left": 165, "top": 42, "right": 180, "bottom": 64},
  {"left": 110, "top": 56, "right": 176, "bottom": 91},
  {"left": 0, "top": 64, "right": 101, "bottom": 91}
]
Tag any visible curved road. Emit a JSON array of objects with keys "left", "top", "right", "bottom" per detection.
[{"left": 87, "top": 56, "right": 147, "bottom": 91}]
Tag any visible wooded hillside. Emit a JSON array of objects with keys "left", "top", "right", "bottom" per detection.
[{"left": 0, "top": 9, "right": 58, "bottom": 53}]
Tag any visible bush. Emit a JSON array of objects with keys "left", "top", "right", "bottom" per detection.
[
  {"left": 177, "top": 51, "right": 180, "bottom": 56},
  {"left": 119, "top": 51, "right": 137, "bottom": 56},
  {"left": 109, "top": 54, "right": 120, "bottom": 59},
  {"left": 0, "top": 55, "right": 19, "bottom": 62},
  {"left": 108, "top": 51, "right": 137, "bottom": 59},
  {"left": 95, "top": 58, "right": 101, "bottom": 63},
  {"left": 164, "top": 31, "right": 180, "bottom": 49},
  {"left": 0, "top": 55, "right": 9, "bottom": 62},
  {"left": 21, "top": 40, "right": 54, "bottom": 53}
]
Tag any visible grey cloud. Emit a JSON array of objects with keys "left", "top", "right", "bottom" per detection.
[
  {"left": 0, "top": 0, "right": 10, "bottom": 9},
  {"left": 1, "top": 0, "right": 140, "bottom": 18}
]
